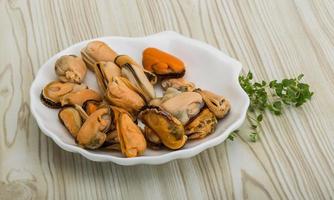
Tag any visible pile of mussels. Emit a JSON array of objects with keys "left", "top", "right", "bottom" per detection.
[{"left": 40, "top": 41, "right": 230, "bottom": 157}]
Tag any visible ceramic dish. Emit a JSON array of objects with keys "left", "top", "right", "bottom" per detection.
[{"left": 30, "top": 31, "right": 249, "bottom": 165}]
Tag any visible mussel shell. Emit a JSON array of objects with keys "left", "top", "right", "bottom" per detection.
[
  {"left": 40, "top": 91, "right": 61, "bottom": 108},
  {"left": 143, "top": 70, "right": 158, "bottom": 85},
  {"left": 154, "top": 70, "right": 185, "bottom": 79}
]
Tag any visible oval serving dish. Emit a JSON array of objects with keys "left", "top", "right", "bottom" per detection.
[{"left": 30, "top": 31, "right": 249, "bottom": 165}]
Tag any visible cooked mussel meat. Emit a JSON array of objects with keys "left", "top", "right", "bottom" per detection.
[
  {"left": 185, "top": 108, "right": 217, "bottom": 139},
  {"left": 114, "top": 55, "right": 157, "bottom": 85},
  {"left": 110, "top": 105, "right": 136, "bottom": 122},
  {"left": 149, "top": 87, "right": 181, "bottom": 107},
  {"left": 81, "top": 41, "right": 118, "bottom": 71},
  {"left": 196, "top": 89, "right": 230, "bottom": 119},
  {"left": 60, "top": 89, "right": 102, "bottom": 107},
  {"left": 160, "top": 91, "right": 204, "bottom": 125},
  {"left": 58, "top": 106, "right": 82, "bottom": 138},
  {"left": 120, "top": 63, "right": 155, "bottom": 102},
  {"left": 116, "top": 112, "right": 146, "bottom": 157},
  {"left": 142, "top": 47, "right": 185, "bottom": 78},
  {"left": 104, "top": 130, "right": 119, "bottom": 145},
  {"left": 76, "top": 107, "right": 112, "bottom": 149},
  {"left": 143, "top": 126, "right": 161, "bottom": 145},
  {"left": 83, "top": 100, "right": 102, "bottom": 115},
  {"left": 105, "top": 76, "right": 145, "bottom": 116},
  {"left": 161, "top": 78, "right": 195, "bottom": 92},
  {"left": 138, "top": 106, "right": 187, "bottom": 150},
  {"left": 55, "top": 55, "right": 87, "bottom": 83},
  {"left": 40, "top": 81, "right": 87, "bottom": 108},
  {"left": 94, "top": 61, "right": 121, "bottom": 93}
]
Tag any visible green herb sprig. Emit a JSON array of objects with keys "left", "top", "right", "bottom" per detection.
[{"left": 229, "top": 72, "right": 313, "bottom": 142}]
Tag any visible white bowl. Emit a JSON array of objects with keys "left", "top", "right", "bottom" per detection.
[{"left": 30, "top": 31, "right": 249, "bottom": 165}]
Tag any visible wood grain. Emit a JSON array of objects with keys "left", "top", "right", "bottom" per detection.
[{"left": 0, "top": 0, "right": 333, "bottom": 199}]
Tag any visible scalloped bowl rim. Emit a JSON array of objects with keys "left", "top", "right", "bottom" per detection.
[{"left": 30, "top": 31, "right": 249, "bottom": 165}]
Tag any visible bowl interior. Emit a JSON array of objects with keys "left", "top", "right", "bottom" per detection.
[{"left": 30, "top": 32, "right": 247, "bottom": 163}]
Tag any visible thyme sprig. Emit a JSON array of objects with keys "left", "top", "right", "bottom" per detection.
[{"left": 228, "top": 72, "right": 313, "bottom": 142}]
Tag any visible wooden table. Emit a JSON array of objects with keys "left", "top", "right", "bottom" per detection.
[{"left": 1, "top": 0, "right": 333, "bottom": 199}]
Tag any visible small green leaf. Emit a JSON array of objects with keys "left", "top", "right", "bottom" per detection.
[
  {"left": 254, "top": 83, "right": 262, "bottom": 87},
  {"left": 249, "top": 133, "right": 258, "bottom": 142},
  {"left": 228, "top": 132, "right": 237, "bottom": 141},
  {"left": 269, "top": 80, "right": 277, "bottom": 88},
  {"left": 273, "top": 110, "right": 282, "bottom": 115},
  {"left": 251, "top": 124, "right": 258, "bottom": 129},
  {"left": 295, "top": 102, "right": 303, "bottom": 107},
  {"left": 239, "top": 71, "right": 313, "bottom": 143},
  {"left": 297, "top": 74, "right": 304, "bottom": 80},
  {"left": 247, "top": 72, "right": 253, "bottom": 79},
  {"left": 273, "top": 101, "right": 282, "bottom": 109}
]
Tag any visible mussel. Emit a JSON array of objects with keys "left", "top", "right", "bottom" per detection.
[
  {"left": 115, "top": 55, "right": 157, "bottom": 102},
  {"left": 82, "top": 100, "right": 102, "bottom": 115},
  {"left": 196, "top": 89, "right": 230, "bottom": 119},
  {"left": 149, "top": 87, "right": 181, "bottom": 107},
  {"left": 105, "top": 76, "right": 145, "bottom": 116},
  {"left": 161, "top": 78, "right": 195, "bottom": 92},
  {"left": 114, "top": 55, "right": 157, "bottom": 85},
  {"left": 55, "top": 55, "right": 87, "bottom": 83},
  {"left": 93, "top": 62, "right": 147, "bottom": 116},
  {"left": 138, "top": 106, "right": 187, "bottom": 150},
  {"left": 185, "top": 108, "right": 217, "bottom": 139},
  {"left": 120, "top": 63, "right": 155, "bottom": 102},
  {"left": 94, "top": 61, "right": 121, "bottom": 93},
  {"left": 60, "top": 89, "right": 102, "bottom": 107},
  {"left": 160, "top": 91, "right": 204, "bottom": 125},
  {"left": 114, "top": 54, "right": 138, "bottom": 66},
  {"left": 142, "top": 47, "right": 185, "bottom": 78},
  {"left": 40, "top": 81, "right": 87, "bottom": 108},
  {"left": 105, "top": 130, "right": 119, "bottom": 145},
  {"left": 110, "top": 105, "right": 136, "bottom": 122},
  {"left": 76, "top": 107, "right": 112, "bottom": 149},
  {"left": 116, "top": 112, "right": 147, "bottom": 157},
  {"left": 143, "top": 126, "right": 161, "bottom": 145},
  {"left": 58, "top": 106, "right": 82, "bottom": 138},
  {"left": 81, "top": 41, "right": 118, "bottom": 71}
]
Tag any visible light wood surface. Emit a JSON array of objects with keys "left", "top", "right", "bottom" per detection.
[{"left": 1, "top": 0, "right": 333, "bottom": 199}]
